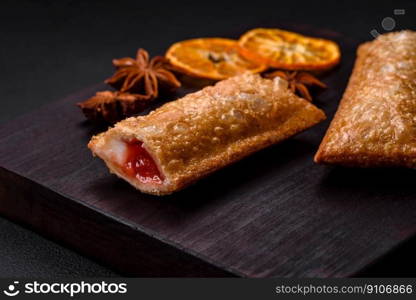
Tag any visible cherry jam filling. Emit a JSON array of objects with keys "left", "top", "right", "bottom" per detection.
[{"left": 123, "top": 140, "right": 164, "bottom": 184}]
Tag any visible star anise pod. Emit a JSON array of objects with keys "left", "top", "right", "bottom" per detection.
[
  {"left": 77, "top": 49, "right": 181, "bottom": 123},
  {"left": 105, "top": 48, "right": 181, "bottom": 98},
  {"left": 77, "top": 91, "right": 151, "bottom": 123},
  {"left": 265, "top": 70, "right": 326, "bottom": 102}
]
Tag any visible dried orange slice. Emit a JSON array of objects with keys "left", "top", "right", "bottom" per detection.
[
  {"left": 239, "top": 28, "right": 341, "bottom": 71},
  {"left": 166, "top": 38, "right": 267, "bottom": 80}
]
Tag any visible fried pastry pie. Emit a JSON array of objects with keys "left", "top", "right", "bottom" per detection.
[
  {"left": 315, "top": 31, "right": 416, "bottom": 168},
  {"left": 89, "top": 73, "right": 325, "bottom": 195}
]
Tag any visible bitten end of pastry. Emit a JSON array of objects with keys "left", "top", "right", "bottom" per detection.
[{"left": 88, "top": 128, "right": 175, "bottom": 196}]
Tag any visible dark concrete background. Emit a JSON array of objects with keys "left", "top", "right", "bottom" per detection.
[{"left": 0, "top": 0, "right": 415, "bottom": 277}]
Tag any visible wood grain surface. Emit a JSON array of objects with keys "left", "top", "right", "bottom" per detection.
[{"left": 1, "top": 25, "right": 416, "bottom": 277}]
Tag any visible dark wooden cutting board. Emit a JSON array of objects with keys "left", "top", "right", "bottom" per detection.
[{"left": 1, "top": 25, "right": 416, "bottom": 277}]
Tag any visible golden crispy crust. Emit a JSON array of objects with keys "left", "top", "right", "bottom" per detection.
[
  {"left": 315, "top": 31, "right": 416, "bottom": 168},
  {"left": 90, "top": 73, "right": 325, "bottom": 195}
]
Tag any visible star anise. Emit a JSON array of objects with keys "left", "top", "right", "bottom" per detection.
[
  {"left": 77, "top": 91, "right": 152, "bottom": 123},
  {"left": 77, "top": 49, "right": 181, "bottom": 123},
  {"left": 105, "top": 48, "right": 181, "bottom": 98},
  {"left": 265, "top": 70, "right": 326, "bottom": 101}
]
